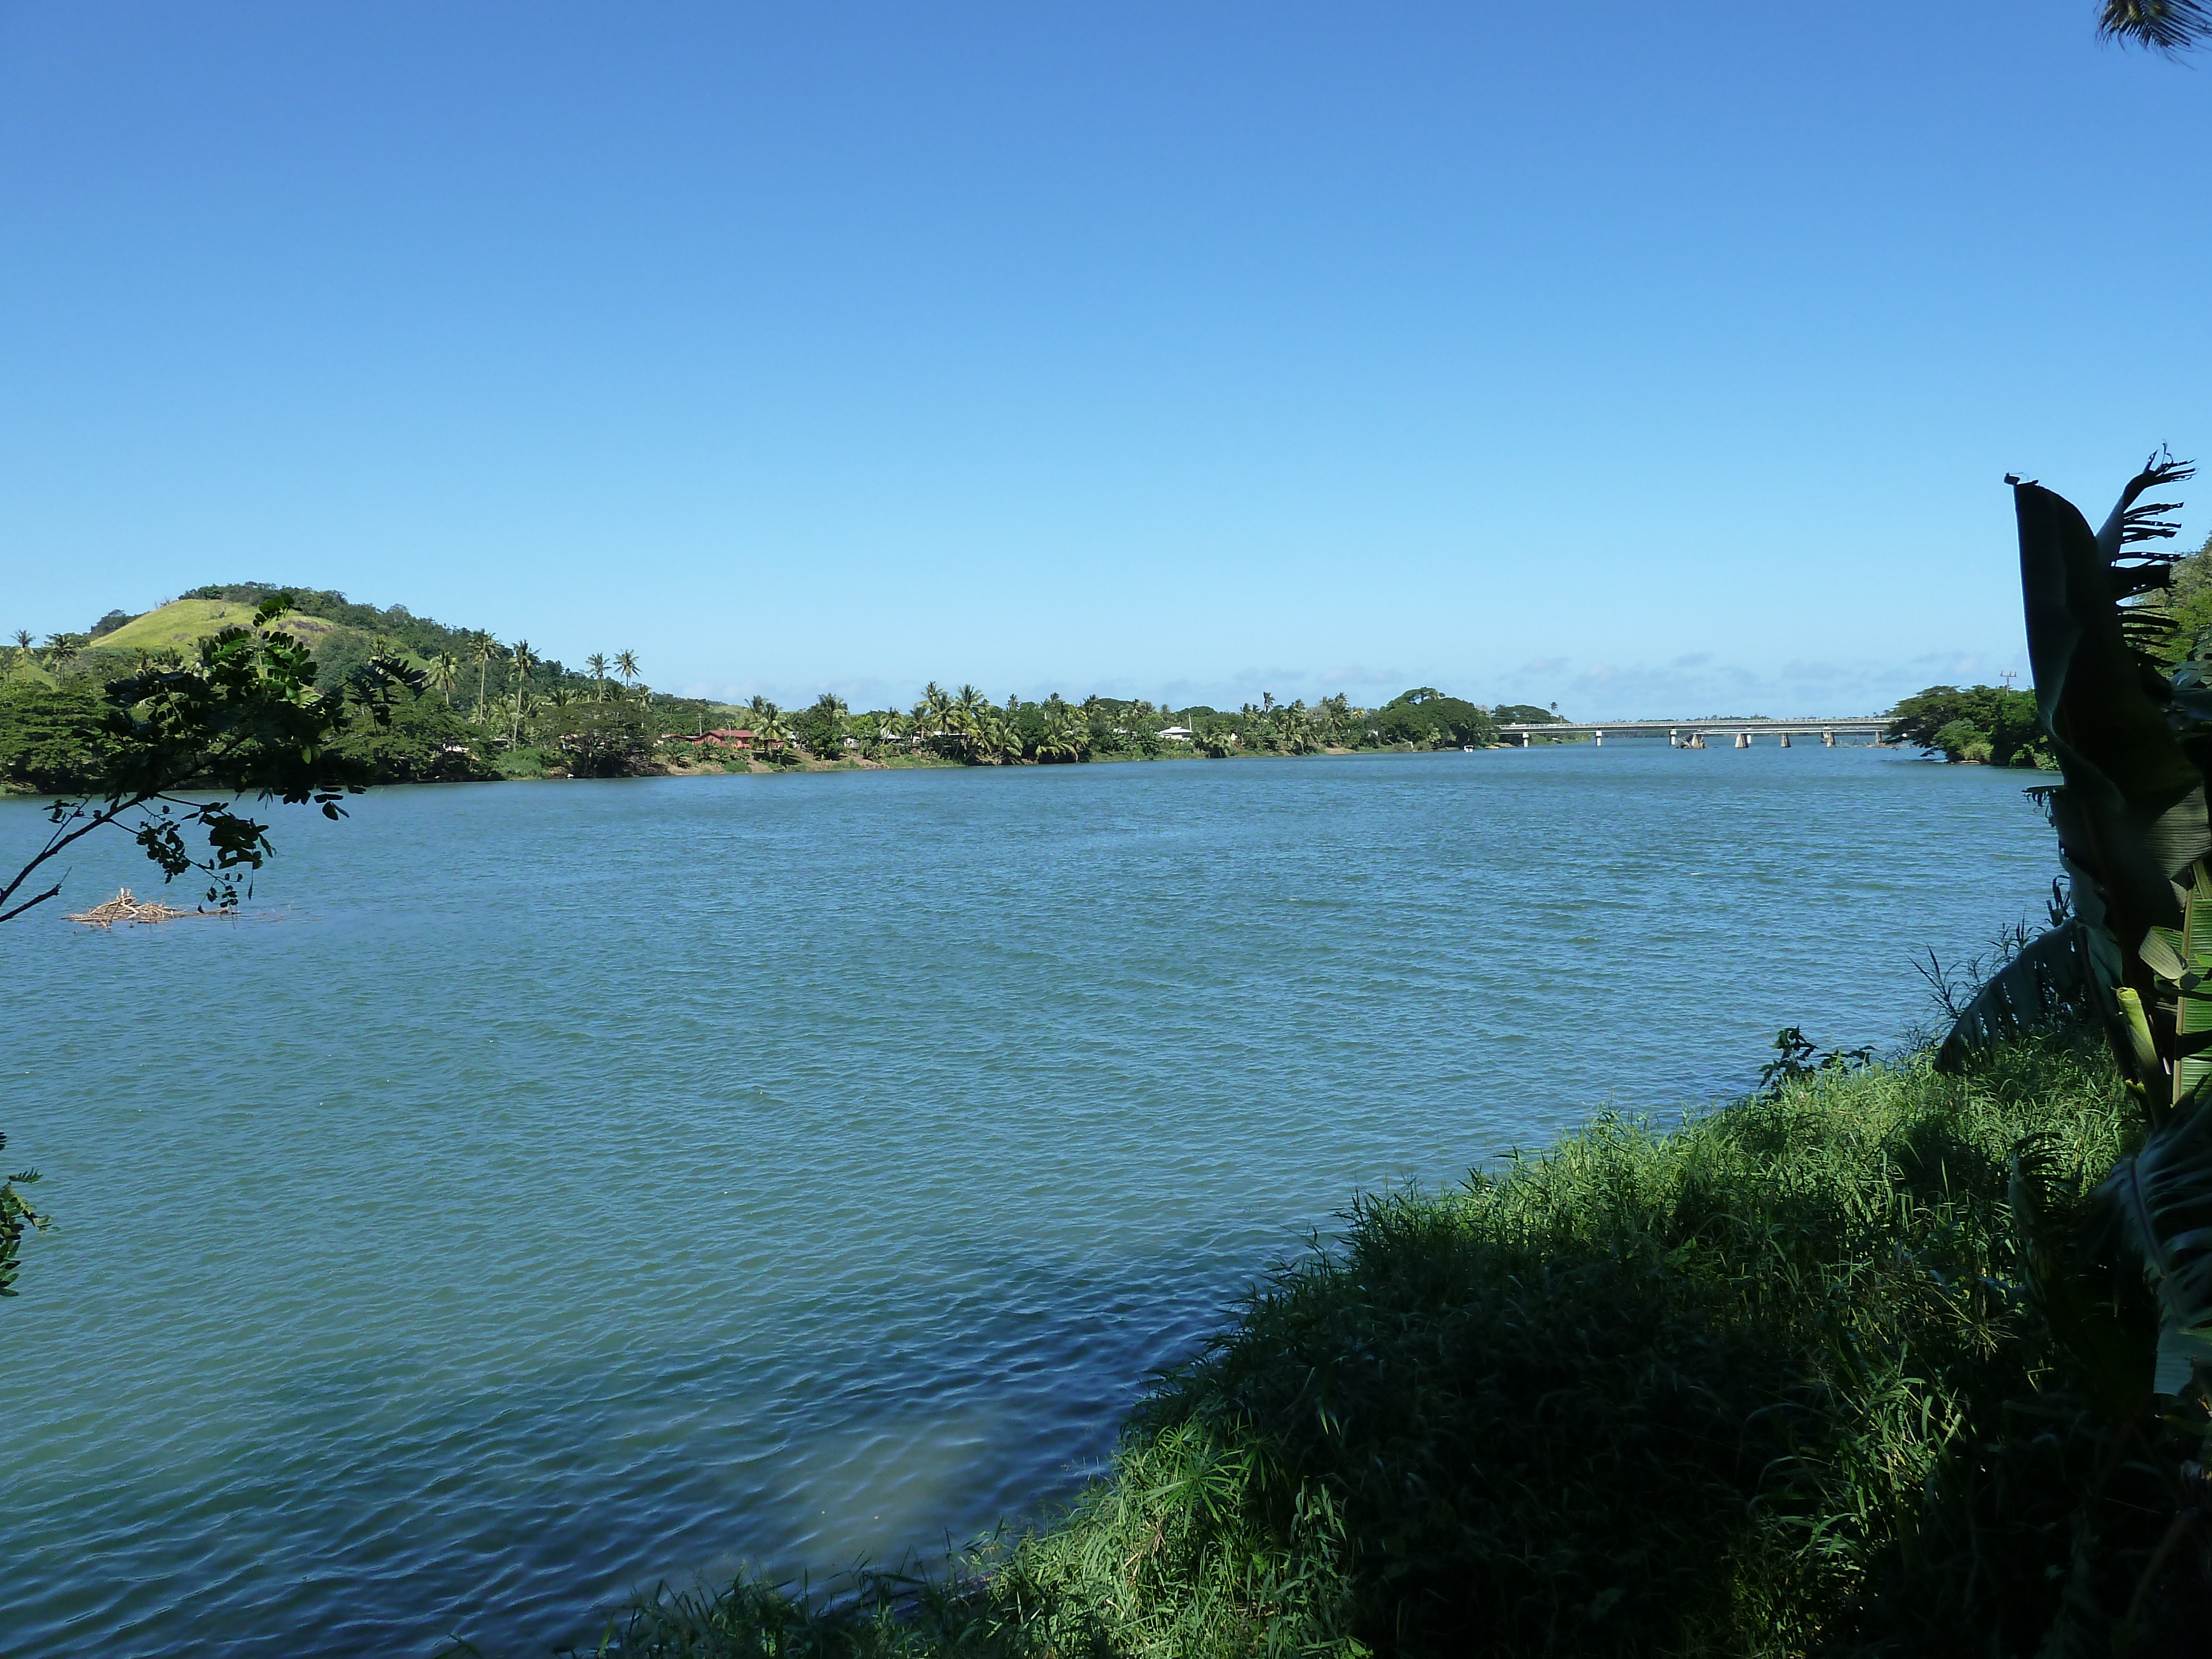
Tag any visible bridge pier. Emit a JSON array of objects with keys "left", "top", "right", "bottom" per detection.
[
  {"left": 1668, "top": 727, "right": 1679, "bottom": 748},
  {"left": 1735, "top": 732, "right": 1750, "bottom": 749},
  {"left": 1780, "top": 732, "right": 1791, "bottom": 748},
  {"left": 1594, "top": 729, "right": 1603, "bottom": 747},
  {"left": 1823, "top": 730, "right": 1834, "bottom": 747}
]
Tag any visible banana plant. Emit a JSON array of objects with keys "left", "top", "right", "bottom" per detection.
[
  {"left": 2004, "top": 453, "right": 2206, "bottom": 1115},
  {"left": 1938, "top": 457, "right": 2212, "bottom": 1644},
  {"left": 1960, "top": 453, "right": 2212, "bottom": 1412},
  {"left": 2104, "top": 858, "right": 2212, "bottom": 1391}
]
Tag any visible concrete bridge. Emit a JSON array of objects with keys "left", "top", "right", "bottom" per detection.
[{"left": 1494, "top": 717, "right": 1890, "bottom": 749}]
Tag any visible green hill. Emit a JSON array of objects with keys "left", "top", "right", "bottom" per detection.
[{"left": 95, "top": 598, "right": 359, "bottom": 656}]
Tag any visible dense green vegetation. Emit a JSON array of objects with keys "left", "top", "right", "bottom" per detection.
[
  {"left": 4, "top": 585, "right": 721, "bottom": 791},
  {"left": 5, "top": 587, "right": 1559, "bottom": 794},
  {"left": 530, "top": 1031, "right": 2209, "bottom": 1659},
  {"left": 2147, "top": 528, "right": 2212, "bottom": 665},
  {"left": 1881, "top": 684, "right": 2053, "bottom": 768}
]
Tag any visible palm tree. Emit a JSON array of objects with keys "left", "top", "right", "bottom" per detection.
[
  {"left": 808, "top": 692, "right": 851, "bottom": 757},
  {"left": 1036, "top": 706, "right": 1088, "bottom": 763},
  {"left": 425, "top": 653, "right": 461, "bottom": 707},
  {"left": 585, "top": 653, "right": 609, "bottom": 700},
  {"left": 754, "top": 703, "right": 796, "bottom": 757},
  {"left": 512, "top": 686, "right": 542, "bottom": 749},
  {"left": 922, "top": 682, "right": 953, "bottom": 738},
  {"left": 950, "top": 685, "right": 989, "bottom": 761},
  {"left": 43, "top": 633, "right": 82, "bottom": 679},
  {"left": 2101, "top": 1, "right": 2212, "bottom": 53},
  {"left": 508, "top": 641, "right": 539, "bottom": 748},
  {"left": 614, "top": 650, "right": 641, "bottom": 697},
  {"left": 468, "top": 631, "right": 501, "bottom": 722}
]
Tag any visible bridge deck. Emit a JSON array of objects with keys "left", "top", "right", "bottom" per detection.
[{"left": 1496, "top": 717, "right": 1887, "bottom": 737}]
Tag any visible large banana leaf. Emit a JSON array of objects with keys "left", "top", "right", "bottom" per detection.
[
  {"left": 2098, "top": 1099, "right": 2212, "bottom": 1393},
  {"left": 1936, "top": 920, "right": 2090, "bottom": 1070},
  {"left": 2014, "top": 461, "right": 2209, "bottom": 1103}
]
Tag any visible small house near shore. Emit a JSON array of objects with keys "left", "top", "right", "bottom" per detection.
[{"left": 664, "top": 727, "right": 785, "bottom": 752}]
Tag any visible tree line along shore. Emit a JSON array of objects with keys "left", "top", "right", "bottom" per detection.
[
  {"left": 0, "top": 581, "right": 1573, "bottom": 793},
  {"left": 3, "top": 576, "right": 2145, "bottom": 796}
]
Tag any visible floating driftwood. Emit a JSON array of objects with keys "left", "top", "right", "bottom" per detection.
[{"left": 66, "top": 888, "right": 208, "bottom": 927}]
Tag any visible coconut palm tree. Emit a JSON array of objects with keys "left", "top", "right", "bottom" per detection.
[
  {"left": 2101, "top": 1, "right": 2212, "bottom": 53},
  {"left": 807, "top": 692, "right": 851, "bottom": 757},
  {"left": 424, "top": 653, "right": 461, "bottom": 707},
  {"left": 922, "top": 682, "right": 953, "bottom": 739},
  {"left": 508, "top": 641, "right": 539, "bottom": 748},
  {"left": 512, "top": 686, "right": 542, "bottom": 749},
  {"left": 614, "top": 649, "right": 641, "bottom": 697},
  {"left": 468, "top": 631, "right": 501, "bottom": 722},
  {"left": 586, "top": 653, "right": 610, "bottom": 700},
  {"left": 1040, "top": 706, "right": 1091, "bottom": 763},
  {"left": 754, "top": 703, "right": 796, "bottom": 757},
  {"left": 9, "top": 629, "right": 30, "bottom": 676}
]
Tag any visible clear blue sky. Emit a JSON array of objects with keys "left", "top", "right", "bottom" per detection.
[{"left": 3, "top": 3, "right": 2206, "bottom": 717}]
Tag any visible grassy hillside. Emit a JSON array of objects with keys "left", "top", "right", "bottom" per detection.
[{"left": 95, "top": 598, "right": 358, "bottom": 655}]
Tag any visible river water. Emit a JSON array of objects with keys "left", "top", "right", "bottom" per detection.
[{"left": 2, "top": 745, "right": 2060, "bottom": 1656}]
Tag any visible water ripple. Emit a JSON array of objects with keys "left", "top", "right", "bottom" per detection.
[{"left": 2, "top": 747, "right": 2058, "bottom": 1656}]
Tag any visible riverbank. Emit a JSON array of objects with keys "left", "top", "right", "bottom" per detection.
[
  {"left": 525, "top": 1030, "right": 2188, "bottom": 1658},
  {"left": 426, "top": 741, "right": 1509, "bottom": 784}
]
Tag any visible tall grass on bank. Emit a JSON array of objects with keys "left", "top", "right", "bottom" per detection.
[{"left": 553, "top": 1034, "right": 2198, "bottom": 1658}]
